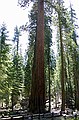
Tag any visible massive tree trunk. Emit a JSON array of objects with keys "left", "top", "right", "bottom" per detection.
[{"left": 29, "top": 0, "right": 45, "bottom": 113}]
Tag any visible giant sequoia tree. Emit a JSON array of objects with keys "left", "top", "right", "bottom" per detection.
[
  {"left": 30, "top": 0, "right": 45, "bottom": 113},
  {"left": 25, "top": 0, "right": 55, "bottom": 112},
  {"left": 18, "top": 0, "right": 79, "bottom": 113},
  {"left": 18, "top": 0, "right": 45, "bottom": 113}
]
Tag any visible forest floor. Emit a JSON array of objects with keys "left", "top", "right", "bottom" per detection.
[{"left": 0, "top": 107, "right": 79, "bottom": 120}]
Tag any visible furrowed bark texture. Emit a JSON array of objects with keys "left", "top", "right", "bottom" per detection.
[{"left": 30, "top": 0, "right": 45, "bottom": 113}]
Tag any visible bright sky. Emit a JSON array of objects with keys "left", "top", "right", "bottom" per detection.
[
  {"left": 65, "top": 0, "right": 79, "bottom": 24},
  {"left": 0, "top": 0, "right": 29, "bottom": 35},
  {"left": 0, "top": 0, "right": 30, "bottom": 54},
  {"left": 64, "top": 0, "right": 79, "bottom": 44},
  {"left": 0, "top": 0, "right": 79, "bottom": 53}
]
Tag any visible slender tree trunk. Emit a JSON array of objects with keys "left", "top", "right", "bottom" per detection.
[
  {"left": 11, "top": 91, "right": 14, "bottom": 112},
  {"left": 58, "top": 5, "right": 65, "bottom": 111},
  {"left": 65, "top": 53, "right": 73, "bottom": 108},
  {"left": 48, "top": 46, "right": 51, "bottom": 112},
  {"left": 48, "top": 64, "right": 51, "bottom": 112},
  {"left": 30, "top": 0, "right": 45, "bottom": 113},
  {"left": 59, "top": 24, "right": 65, "bottom": 112}
]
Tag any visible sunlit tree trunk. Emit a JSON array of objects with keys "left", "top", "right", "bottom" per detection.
[
  {"left": 59, "top": 20, "right": 65, "bottom": 111},
  {"left": 48, "top": 45, "right": 51, "bottom": 112},
  {"left": 30, "top": 0, "right": 45, "bottom": 113},
  {"left": 58, "top": 1, "right": 65, "bottom": 111}
]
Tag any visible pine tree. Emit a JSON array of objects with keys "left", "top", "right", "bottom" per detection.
[
  {"left": 9, "top": 26, "right": 24, "bottom": 111},
  {"left": 0, "top": 23, "right": 11, "bottom": 107}
]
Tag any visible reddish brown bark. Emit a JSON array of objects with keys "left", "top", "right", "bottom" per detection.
[{"left": 29, "top": 0, "right": 45, "bottom": 113}]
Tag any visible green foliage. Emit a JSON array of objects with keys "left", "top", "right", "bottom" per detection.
[
  {"left": 8, "top": 26, "right": 24, "bottom": 108},
  {"left": 0, "top": 23, "right": 11, "bottom": 106},
  {"left": 52, "top": 0, "right": 79, "bottom": 109},
  {"left": 24, "top": 60, "right": 31, "bottom": 97},
  {"left": 23, "top": 1, "right": 56, "bottom": 104},
  {"left": 0, "top": 0, "right": 79, "bottom": 112}
]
